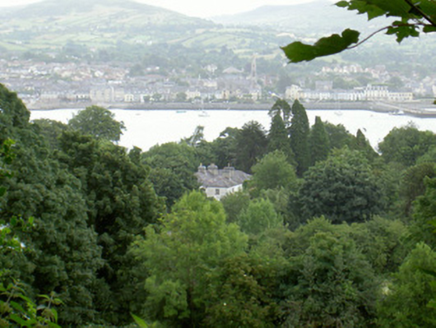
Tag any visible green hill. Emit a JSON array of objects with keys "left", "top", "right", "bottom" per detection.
[
  {"left": 0, "top": 0, "right": 215, "bottom": 51},
  {"left": 211, "top": 1, "right": 387, "bottom": 37}
]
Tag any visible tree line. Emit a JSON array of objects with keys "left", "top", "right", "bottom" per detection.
[{"left": 1, "top": 82, "right": 436, "bottom": 327}]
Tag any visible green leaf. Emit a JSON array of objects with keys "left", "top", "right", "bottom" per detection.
[
  {"left": 10, "top": 301, "right": 26, "bottom": 314},
  {"left": 131, "top": 313, "right": 149, "bottom": 328},
  {"left": 335, "top": 1, "right": 349, "bottom": 8},
  {"left": 281, "top": 29, "right": 360, "bottom": 63},
  {"left": 9, "top": 314, "right": 28, "bottom": 326},
  {"left": 347, "top": 1, "right": 386, "bottom": 20},
  {"left": 48, "top": 323, "right": 62, "bottom": 328},
  {"left": 51, "top": 308, "right": 58, "bottom": 322},
  {"left": 386, "top": 24, "right": 420, "bottom": 42},
  {"left": 423, "top": 25, "right": 436, "bottom": 33}
]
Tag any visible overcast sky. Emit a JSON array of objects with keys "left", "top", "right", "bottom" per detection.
[{"left": 0, "top": 0, "right": 318, "bottom": 17}]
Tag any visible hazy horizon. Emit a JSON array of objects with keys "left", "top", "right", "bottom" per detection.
[{"left": 0, "top": 0, "right": 326, "bottom": 17}]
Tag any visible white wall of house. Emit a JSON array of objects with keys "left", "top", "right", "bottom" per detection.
[{"left": 204, "top": 184, "right": 243, "bottom": 201}]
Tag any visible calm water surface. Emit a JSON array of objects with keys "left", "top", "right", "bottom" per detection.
[{"left": 30, "top": 109, "right": 436, "bottom": 151}]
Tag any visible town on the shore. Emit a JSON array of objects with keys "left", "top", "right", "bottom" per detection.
[{"left": 2, "top": 58, "right": 436, "bottom": 112}]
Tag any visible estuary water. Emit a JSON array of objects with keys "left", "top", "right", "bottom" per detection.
[{"left": 30, "top": 108, "right": 436, "bottom": 151}]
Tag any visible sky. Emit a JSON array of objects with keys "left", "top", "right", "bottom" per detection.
[{"left": 0, "top": 0, "right": 317, "bottom": 17}]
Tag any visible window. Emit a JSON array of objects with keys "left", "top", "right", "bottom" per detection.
[{"left": 215, "top": 189, "right": 220, "bottom": 195}]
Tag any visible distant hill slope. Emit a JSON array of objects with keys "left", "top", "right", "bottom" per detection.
[
  {"left": 211, "top": 1, "right": 386, "bottom": 37},
  {"left": 0, "top": 0, "right": 215, "bottom": 51}
]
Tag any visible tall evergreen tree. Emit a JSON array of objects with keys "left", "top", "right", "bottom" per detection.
[
  {"left": 268, "top": 98, "right": 292, "bottom": 125},
  {"left": 351, "top": 128, "right": 378, "bottom": 161},
  {"left": 289, "top": 100, "right": 310, "bottom": 176},
  {"left": 268, "top": 113, "right": 294, "bottom": 162},
  {"left": 308, "top": 116, "right": 330, "bottom": 166},
  {"left": 235, "top": 121, "right": 268, "bottom": 173}
]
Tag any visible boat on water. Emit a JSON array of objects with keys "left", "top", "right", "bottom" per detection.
[
  {"left": 198, "top": 110, "right": 210, "bottom": 117},
  {"left": 389, "top": 110, "right": 404, "bottom": 115}
]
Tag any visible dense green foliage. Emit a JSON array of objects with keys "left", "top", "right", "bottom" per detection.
[
  {"left": 1, "top": 85, "right": 436, "bottom": 327},
  {"left": 68, "top": 105, "right": 126, "bottom": 142},
  {"left": 298, "top": 147, "right": 384, "bottom": 224},
  {"left": 131, "top": 191, "right": 248, "bottom": 327}
]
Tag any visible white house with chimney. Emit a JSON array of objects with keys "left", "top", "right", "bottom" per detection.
[{"left": 195, "top": 164, "right": 251, "bottom": 201}]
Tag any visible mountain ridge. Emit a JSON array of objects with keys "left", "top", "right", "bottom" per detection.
[{"left": 210, "top": 1, "right": 386, "bottom": 36}]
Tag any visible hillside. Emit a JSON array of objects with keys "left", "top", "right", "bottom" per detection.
[
  {"left": 0, "top": 0, "right": 215, "bottom": 51},
  {"left": 0, "top": 0, "right": 293, "bottom": 61},
  {"left": 211, "top": 1, "right": 387, "bottom": 37}
]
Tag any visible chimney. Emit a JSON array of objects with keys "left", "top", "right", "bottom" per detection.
[
  {"left": 208, "top": 163, "right": 218, "bottom": 175},
  {"left": 223, "top": 166, "right": 235, "bottom": 179},
  {"left": 198, "top": 163, "right": 206, "bottom": 173}
]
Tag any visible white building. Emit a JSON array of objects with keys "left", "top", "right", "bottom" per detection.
[{"left": 195, "top": 164, "right": 251, "bottom": 201}]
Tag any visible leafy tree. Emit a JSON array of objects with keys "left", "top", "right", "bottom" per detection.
[
  {"left": 417, "top": 145, "right": 436, "bottom": 164},
  {"left": 235, "top": 121, "right": 268, "bottom": 174},
  {"left": 32, "top": 118, "right": 69, "bottom": 150},
  {"left": 142, "top": 142, "right": 199, "bottom": 207},
  {"left": 183, "top": 125, "right": 205, "bottom": 147},
  {"left": 68, "top": 105, "right": 126, "bottom": 142},
  {"left": 248, "top": 150, "right": 298, "bottom": 197},
  {"left": 283, "top": 232, "right": 379, "bottom": 327},
  {"left": 324, "top": 122, "right": 355, "bottom": 150},
  {"left": 131, "top": 191, "right": 248, "bottom": 327},
  {"left": 379, "top": 125, "right": 436, "bottom": 167},
  {"left": 308, "top": 116, "right": 330, "bottom": 166},
  {"left": 298, "top": 147, "right": 384, "bottom": 224},
  {"left": 348, "top": 217, "right": 409, "bottom": 275},
  {"left": 0, "top": 84, "right": 30, "bottom": 134},
  {"left": 377, "top": 243, "right": 436, "bottom": 328},
  {"left": 281, "top": 0, "right": 436, "bottom": 62},
  {"left": 237, "top": 198, "right": 283, "bottom": 237},
  {"left": 175, "top": 92, "right": 187, "bottom": 102},
  {"left": 399, "top": 162, "right": 436, "bottom": 217},
  {"left": 289, "top": 100, "right": 310, "bottom": 176},
  {"left": 58, "top": 131, "right": 163, "bottom": 324},
  {"left": 209, "top": 127, "right": 239, "bottom": 168},
  {"left": 0, "top": 86, "right": 102, "bottom": 325},
  {"left": 221, "top": 191, "right": 251, "bottom": 224},
  {"left": 409, "top": 176, "right": 436, "bottom": 248},
  {"left": 204, "top": 254, "right": 283, "bottom": 328}
]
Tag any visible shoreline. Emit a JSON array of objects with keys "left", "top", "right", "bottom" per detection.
[{"left": 28, "top": 100, "right": 436, "bottom": 118}]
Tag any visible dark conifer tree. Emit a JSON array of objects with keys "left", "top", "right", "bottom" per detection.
[
  {"left": 235, "top": 121, "right": 268, "bottom": 173},
  {"left": 268, "top": 113, "right": 294, "bottom": 163},
  {"left": 308, "top": 116, "right": 330, "bottom": 166},
  {"left": 268, "top": 98, "right": 292, "bottom": 125},
  {"left": 289, "top": 100, "right": 310, "bottom": 176},
  {"left": 351, "top": 128, "right": 378, "bottom": 161}
]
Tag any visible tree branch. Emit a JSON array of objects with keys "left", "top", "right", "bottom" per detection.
[
  {"left": 404, "top": 0, "right": 436, "bottom": 27},
  {"left": 347, "top": 26, "right": 390, "bottom": 49},
  {"left": 347, "top": 22, "right": 426, "bottom": 50}
]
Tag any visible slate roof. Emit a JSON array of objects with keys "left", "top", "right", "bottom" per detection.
[{"left": 195, "top": 165, "right": 251, "bottom": 188}]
